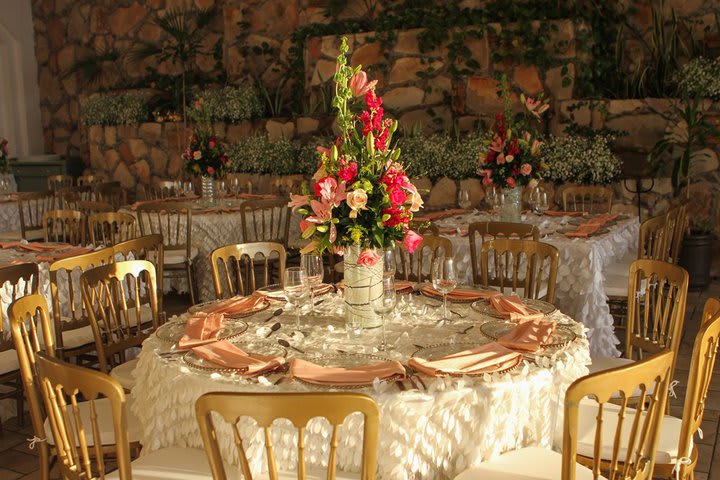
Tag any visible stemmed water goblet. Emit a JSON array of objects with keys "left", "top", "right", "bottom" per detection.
[
  {"left": 529, "top": 187, "right": 549, "bottom": 215},
  {"left": 230, "top": 177, "right": 241, "bottom": 197},
  {"left": 458, "top": 189, "right": 472, "bottom": 210},
  {"left": 371, "top": 276, "right": 396, "bottom": 352},
  {"left": 283, "top": 267, "right": 310, "bottom": 329},
  {"left": 382, "top": 248, "right": 396, "bottom": 278},
  {"left": 301, "top": 253, "right": 324, "bottom": 314},
  {"left": 431, "top": 257, "right": 458, "bottom": 324}
]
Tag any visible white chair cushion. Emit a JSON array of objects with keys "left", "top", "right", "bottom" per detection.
[
  {"left": 571, "top": 400, "right": 684, "bottom": 465},
  {"left": 111, "top": 358, "right": 139, "bottom": 390},
  {"left": 106, "top": 446, "right": 239, "bottom": 480},
  {"left": 588, "top": 356, "right": 657, "bottom": 399},
  {"left": 165, "top": 247, "right": 199, "bottom": 265},
  {"left": 453, "top": 446, "right": 601, "bottom": 480},
  {"left": 0, "top": 348, "right": 19, "bottom": 375},
  {"left": 61, "top": 324, "right": 96, "bottom": 350},
  {"left": 44, "top": 394, "right": 142, "bottom": 446},
  {"left": 603, "top": 272, "right": 628, "bottom": 297}
]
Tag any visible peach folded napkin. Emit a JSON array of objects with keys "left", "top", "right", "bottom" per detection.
[
  {"left": 19, "top": 242, "right": 72, "bottom": 252},
  {"left": 192, "top": 340, "right": 284, "bottom": 375},
  {"left": 544, "top": 210, "right": 587, "bottom": 217},
  {"left": 489, "top": 294, "right": 544, "bottom": 322},
  {"left": 0, "top": 241, "right": 23, "bottom": 249},
  {"left": 178, "top": 312, "right": 225, "bottom": 349},
  {"left": 36, "top": 246, "right": 93, "bottom": 262},
  {"left": 204, "top": 293, "right": 267, "bottom": 316},
  {"left": 497, "top": 319, "right": 557, "bottom": 352},
  {"left": 408, "top": 343, "right": 521, "bottom": 376},
  {"left": 289, "top": 358, "right": 406, "bottom": 386},
  {"left": 394, "top": 280, "right": 415, "bottom": 294},
  {"left": 420, "top": 285, "right": 492, "bottom": 302},
  {"left": 563, "top": 214, "right": 619, "bottom": 238}
]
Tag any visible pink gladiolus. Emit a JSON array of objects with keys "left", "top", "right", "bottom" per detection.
[
  {"left": 403, "top": 230, "right": 423, "bottom": 254},
  {"left": 357, "top": 249, "right": 380, "bottom": 267},
  {"left": 288, "top": 193, "right": 309, "bottom": 212}
]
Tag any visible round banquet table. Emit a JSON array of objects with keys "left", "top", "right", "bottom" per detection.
[
  {"left": 0, "top": 195, "right": 21, "bottom": 234},
  {"left": 429, "top": 210, "right": 639, "bottom": 359},
  {"left": 123, "top": 197, "right": 301, "bottom": 303},
  {"left": 131, "top": 291, "right": 590, "bottom": 480}
]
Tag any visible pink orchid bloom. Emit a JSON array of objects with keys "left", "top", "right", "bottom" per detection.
[
  {"left": 402, "top": 230, "right": 423, "bottom": 254},
  {"left": 333, "top": 181, "right": 347, "bottom": 207},
  {"left": 496, "top": 153, "right": 506, "bottom": 165},
  {"left": 329, "top": 223, "right": 337, "bottom": 243},
  {"left": 288, "top": 193, "right": 309, "bottom": 212},
  {"left": 489, "top": 135, "right": 505, "bottom": 153},
  {"left": 316, "top": 145, "right": 331, "bottom": 156},
  {"left": 349, "top": 71, "right": 377, "bottom": 97},
  {"left": 312, "top": 166, "right": 328, "bottom": 182},
  {"left": 357, "top": 249, "right": 380, "bottom": 267},
  {"left": 316, "top": 176, "right": 338, "bottom": 203},
  {"left": 307, "top": 199, "right": 332, "bottom": 224}
]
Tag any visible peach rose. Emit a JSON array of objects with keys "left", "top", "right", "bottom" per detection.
[
  {"left": 346, "top": 189, "right": 368, "bottom": 218},
  {"left": 520, "top": 163, "right": 532, "bottom": 175}
]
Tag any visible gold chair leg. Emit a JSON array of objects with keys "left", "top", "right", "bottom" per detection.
[{"left": 187, "top": 261, "right": 196, "bottom": 305}]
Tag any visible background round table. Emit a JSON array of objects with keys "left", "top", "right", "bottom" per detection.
[{"left": 131, "top": 293, "right": 590, "bottom": 480}]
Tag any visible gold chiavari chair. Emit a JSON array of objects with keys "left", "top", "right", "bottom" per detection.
[
  {"left": 113, "top": 234, "right": 165, "bottom": 316},
  {"left": 408, "top": 219, "right": 439, "bottom": 235},
  {"left": 0, "top": 190, "right": 56, "bottom": 241},
  {"left": 270, "top": 177, "right": 305, "bottom": 195},
  {"left": 147, "top": 179, "right": 178, "bottom": 200},
  {"left": 590, "top": 260, "right": 688, "bottom": 386},
  {"left": 36, "top": 352, "right": 212, "bottom": 480},
  {"left": 95, "top": 181, "right": 127, "bottom": 210},
  {"left": 89, "top": 212, "right": 137, "bottom": 246},
  {"left": 47, "top": 174, "right": 73, "bottom": 191},
  {"left": 572, "top": 298, "right": 720, "bottom": 480},
  {"left": 196, "top": 392, "right": 379, "bottom": 480},
  {"left": 240, "top": 198, "right": 291, "bottom": 247},
  {"left": 454, "top": 350, "right": 674, "bottom": 480},
  {"left": 42, "top": 209, "right": 86, "bottom": 245},
  {"left": 562, "top": 185, "right": 614, "bottom": 214},
  {"left": 59, "top": 185, "right": 94, "bottom": 210},
  {"left": 0, "top": 262, "right": 38, "bottom": 428},
  {"left": 81, "top": 260, "right": 160, "bottom": 390},
  {"left": 468, "top": 221, "right": 539, "bottom": 286},
  {"left": 480, "top": 238, "right": 559, "bottom": 302},
  {"left": 137, "top": 201, "right": 197, "bottom": 304},
  {"left": 396, "top": 234, "right": 453, "bottom": 283},
  {"left": 664, "top": 203, "right": 687, "bottom": 264},
  {"left": 49, "top": 247, "right": 116, "bottom": 362},
  {"left": 211, "top": 242, "right": 286, "bottom": 299},
  {"left": 701, "top": 297, "right": 720, "bottom": 327},
  {"left": 76, "top": 200, "right": 115, "bottom": 216},
  {"left": 77, "top": 174, "right": 106, "bottom": 187}
]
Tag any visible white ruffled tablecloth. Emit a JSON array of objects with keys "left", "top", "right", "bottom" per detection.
[
  {"left": 132, "top": 292, "right": 590, "bottom": 480},
  {"left": 0, "top": 196, "right": 20, "bottom": 233},
  {"left": 432, "top": 211, "right": 639, "bottom": 358},
  {"left": 123, "top": 198, "right": 301, "bottom": 303}
]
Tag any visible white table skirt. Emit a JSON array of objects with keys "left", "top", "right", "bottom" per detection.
[
  {"left": 131, "top": 294, "right": 590, "bottom": 479},
  {"left": 0, "top": 199, "right": 21, "bottom": 233},
  {"left": 433, "top": 212, "right": 639, "bottom": 358}
]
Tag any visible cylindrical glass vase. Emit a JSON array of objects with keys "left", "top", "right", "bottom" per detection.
[
  {"left": 200, "top": 175, "right": 215, "bottom": 205},
  {"left": 343, "top": 245, "right": 383, "bottom": 329},
  {"left": 499, "top": 186, "right": 522, "bottom": 222}
]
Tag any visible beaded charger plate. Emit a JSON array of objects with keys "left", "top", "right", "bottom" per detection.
[
  {"left": 187, "top": 297, "right": 270, "bottom": 317},
  {"left": 296, "top": 353, "right": 403, "bottom": 389},
  {"left": 256, "top": 283, "right": 336, "bottom": 301},
  {"left": 479, "top": 320, "right": 577, "bottom": 349},
  {"left": 182, "top": 339, "right": 287, "bottom": 374},
  {"left": 411, "top": 341, "right": 522, "bottom": 377},
  {"left": 419, "top": 287, "right": 496, "bottom": 304},
  {"left": 155, "top": 318, "right": 249, "bottom": 345},
  {"left": 470, "top": 297, "right": 556, "bottom": 319}
]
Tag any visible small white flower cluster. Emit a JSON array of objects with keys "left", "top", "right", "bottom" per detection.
[
  {"left": 399, "top": 131, "right": 485, "bottom": 180},
  {"left": 193, "top": 85, "right": 263, "bottom": 123},
  {"left": 541, "top": 135, "right": 622, "bottom": 185},
  {"left": 81, "top": 93, "right": 149, "bottom": 126},
  {"left": 676, "top": 57, "right": 720, "bottom": 100},
  {"left": 227, "top": 136, "right": 317, "bottom": 175}
]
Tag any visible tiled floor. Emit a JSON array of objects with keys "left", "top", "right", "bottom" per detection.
[{"left": 2, "top": 288, "right": 720, "bottom": 479}]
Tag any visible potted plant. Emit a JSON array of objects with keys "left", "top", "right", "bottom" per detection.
[{"left": 679, "top": 219, "right": 714, "bottom": 290}]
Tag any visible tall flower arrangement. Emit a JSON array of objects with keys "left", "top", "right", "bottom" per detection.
[
  {"left": 183, "top": 98, "right": 229, "bottom": 179},
  {"left": 478, "top": 77, "right": 549, "bottom": 189},
  {"left": 290, "top": 37, "right": 423, "bottom": 263},
  {"left": 0, "top": 138, "right": 9, "bottom": 173}
]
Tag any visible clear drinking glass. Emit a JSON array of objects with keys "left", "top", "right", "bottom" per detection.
[
  {"left": 382, "top": 248, "right": 396, "bottom": 278},
  {"left": 431, "top": 257, "right": 458, "bottom": 322},
  {"left": 529, "top": 187, "right": 549, "bottom": 214},
  {"left": 458, "top": 189, "right": 472, "bottom": 210},
  {"left": 371, "top": 276, "right": 396, "bottom": 351},
  {"left": 301, "top": 253, "right": 323, "bottom": 313},
  {"left": 230, "top": 177, "right": 241, "bottom": 196},
  {"left": 283, "top": 267, "right": 310, "bottom": 329},
  {"left": 184, "top": 181, "right": 194, "bottom": 197}
]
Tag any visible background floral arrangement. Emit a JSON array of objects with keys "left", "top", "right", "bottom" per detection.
[
  {"left": 189, "top": 85, "right": 263, "bottom": 123},
  {"left": 477, "top": 77, "right": 549, "bottom": 189},
  {"left": 81, "top": 92, "right": 150, "bottom": 126},
  {"left": 0, "top": 138, "right": 9, "bottom": 173},
  {"left": 676, "top": 56, "right": 720, "bottom": 101},
  {"left": 541, "top": 134, "right": 622, "bottom": 185},
  {"left": 289, "top": 37, "right": 423, "bottom": 262},
  {"left": 183, "top": 130, "right": 228, "bottom": 179}
]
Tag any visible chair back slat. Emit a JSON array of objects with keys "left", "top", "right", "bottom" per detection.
[
  {"left": 240, "top": 198, "right": 291, "bottom": 246},
  {"left": 562, "top": 351, "right": 674, "bottom": 480},
  {"left": 94, "top": 182, "right": 126, "bottom": 210},
  {"left": 42, "top": 209, "right": 86, "bottom": 245},
  {"left": 480, "top": 238, "right": 559, "bottom": 303},
  {"left": 137, "top": 201, "right": 192, "bottom": 255},
  {"left": 196, "top": 392, "right": 379, "bottom": 480},
  {"left": 77, "top": 174, "right": 106, "bottom": 187},
  {"left": 211, "top": 242, "right": 286, "bottom": 299},
  {"left": 0, "top": 262, "right": 39, "bottom": 346},
  {"left": 396, "top": 234, "right": 452, "bottom": 283},
  {"left": 75, "top": 200, "right": 114, "bottom": 217},
  {"left": 89, "top": 212, "right": 136, "bottom": 246},
  {"left": 664, "top": 203, "right": 687, "bottom": 264},
  {"left": 35, "top": 353, "right": 132, "bottom": 480},
  {"left": 147, "top": 180, "right": 177, "bottom": 200},
  {"left": 562, "top": 186, "right": 613, "bottom": 214},
  {"left": 637, "top": 214, "right": 667, "bottom": 261},
  {"left": 18, "top": 191, "right": 55, "bottom": 238},
  {"left": 48, "top": 175, "right": 73, "bottom": 191},
  {"left": 468, "top": 221, "right": 539, "bottom": 285}
]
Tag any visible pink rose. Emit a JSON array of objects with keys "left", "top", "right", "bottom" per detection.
[
  {"left": 506, "top": 177, "right": 516, "bottom": 188},
  {"left": 357, "top": 249, "right": 380, "bottom": 267},
  {"left": 388, "top": 187, "right": 407, "bottom": 207},
  {"left": 402, "top": 230, "right": 423, "bottom": 254},
  {"left": 193, "top": 151, "right": 202, "bottom": 160},
  {"left": 520, "top": 163, "right": 532, "bottom": 175},
  {"left": 496, "top": 153, "right": 506, "bottom": 165},
  {"left": 207, "top": 166, "right": 215, "bottom": 175},
  {"left": 209, "top": 139, "right": 216, "bottom": 149}
]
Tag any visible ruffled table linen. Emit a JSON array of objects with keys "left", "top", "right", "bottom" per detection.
[
  {"left": 432, "top": 211, "right": 639, "bottom": 358},
  {"left": 132, "top": 292, "right": 590, "bottom": 480},
  {"left": 0, "top": 196, "right": 21, "bottom": 233}
]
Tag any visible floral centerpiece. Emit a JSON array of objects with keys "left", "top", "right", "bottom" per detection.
[
  {"left": 477, "top": 77, "right": 549, "bottom": 221},
  {"left": 0, "top": 138, "right": 9, "bottom": 174},
  {"left": 541, "top": 134, "right": 622, "bottom": 185},
  {"left": 289, "top": 37, "right": 423, "bottom": 328},
  {"left": 183, "top": 98, "right": 229, "bottom": 201}
]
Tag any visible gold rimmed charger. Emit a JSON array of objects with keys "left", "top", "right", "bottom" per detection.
[
  {"left": 471, "top": 297, "right": 556, "bottom": 319},
  {"left": 182, "top": 339, "right": 287, "bottom": 374},
  {"left": 419, "top": 286, "right": 496, "bottom": 304},
  {"left": 410, "top": 341, "right": 522, "bottom": 377},
  {"left": 155, "top": 318, "right": 249, "bottom": 345},
  {"left": 256, "top": 283, "right": 336, "bottom": 301},
  {"left": 187, "top": 296, "right": 270, "bottom": 317},
  {"left": 293, "top": 353, "right": 404, "bottom": 389},
  {"left": 479, "top": 320, "right": 577, "bottom": 349}
]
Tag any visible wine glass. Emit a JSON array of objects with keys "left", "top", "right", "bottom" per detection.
[
  {"left": 458, "top": 189, "right": 472, "bottom": 210},
  {"left": 283, "top": 267, "right": 310, "bottom": 329},
  {"left": 431, "top": 257, "right": 458, "bottom": 323},
  {"left": 382, "top": 248, "right": 396, "bottom": 278},
  {"left": 184, "top": 181, "right": 195, "bottom": 197},
  {"left": 486, "top": 186, "right": 498, "bottom": 212},
  {"left": 230, "top": 177, "right": 241, "bottom": 197},
  {"left": 529, "top": 187, "right": 549, "bottom": 215},
  {"left": 371, "top": 276, "right": 396, "bottom": 351},
  {"left": 215, "top": 180, "right": 227, "bottom": 198},
  {"left": 301, "top": 253, "right": 323, "bottom": 313}
]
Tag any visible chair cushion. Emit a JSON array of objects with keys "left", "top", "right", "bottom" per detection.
[
  {"left": 61, "top": 324, "right": 96, "bottom": 350},
  {"left": 44, "top": 394, "right": 142, "bottom": 446},
  {"left": 572, "top": 400, "right": 685, "bottom": 465},
  {"left": 111, "top": 358, "right": 139, "bottom": 390},
  {"left": 453, "top": 446, "right": 601, "bottom": 480},
  {"left": 106, "top": 447, "right": 239, "bottom": 480},
  {"left": 165, "top": 247, "right": 199, "bottom": 265},
  {"left": 587, "top": 357, "right": 657, "bottom": 398},
  {"left": 0, "top": 348, "right": 19, "bottom": 375}
]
